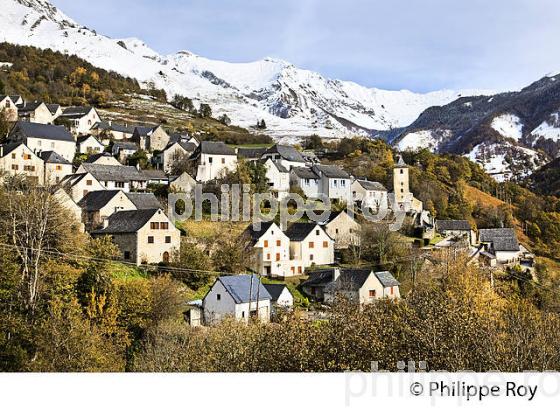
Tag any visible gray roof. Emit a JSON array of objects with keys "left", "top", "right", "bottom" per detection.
[
  {"left": 491, "top": 237, "right": 520, "bottom": 252},
  {"left": 142, "top": 169, "right": 167, "bottom": 180},
  {"left": 291, "top": 167, "right": 319, "bottom": 179},
  {"left": 396, "top": 155, "right": 408, "bottom": 167},
  {"left": 0, "top": 142, "right": 28, "bottom": 157},
  {"left": 265, "top": 144, "right": 305, "bottom": 163},
  {"left": 60, "top": 106, "right": 95, "bottom": 119},
  {"left": 134, "top": 125, "right": 159, "bottom": 136},
  {"left": 39, "top": 150, "right": 71, "bottom": 165},
  {"left": 92, "top": 208, "right": 161, "bottom": 234},
  {"left": 197, "top": 141, "right": 236, "bottom": 156},
  {"left": 373, "top": 271, "right": 400, "bottom": 288},
  {"left": 11, "top": 121, "right": 74, "bottom": 142},
  {"left": 125, "top": 192, "right": 162, "bottom": 210},
  {"left": 77, "top": 135, "right": 101, "bottom": 144},
  {"left": 436, "top": 220, "right": 472, "bottom": 231},
  {"left": 16, "top": 101, "right": 45, "bottom": 113},
  {"left": 330, "top": 269, "right": 373, "bottom": 291},
  {"left": 285, "top": 223, "right": 324, "bottom": 241},
  {"left": 215, "top": 275, "right": 271, "bottom": 304},
  {"left": 356, "top": 179, "right": 387, "bottom": 191},
  {"left": 80, "top": 163, "right": 149, "bottom": 182},
  {"left": 263, "top": 283, "right": 290, "bottom": 302},
  {"left": 245, "top": 221, "right": 275, "bottom": 245},
  {"left": 238, "top": 147, "right": 268, "bottom": 160},
  {"left": 302, "top": 269, "right": 335, "bottom": 287},
  {"left": 312, "top": 164, "right": 351, "bottom": 179},
  {"left": 113, "top": 141, "right": 138, "bottom": 150},
  {"left": 83, "top": 152, "right": 114, "bottom": 163},
  {"left": 178, "top": 141, "right": 197, "bottom": 152},
  {"left": 94, "top": 121, "right": 136, "bottom": 134},
  {"left": 479, "top": 228, "right": 516, "bottom": 243},
  {"left": 78, "top": 190, "right": 122, "bottom": 211},
  {"left": 46, "top": 104, "right": 61, "bottom": 115}
]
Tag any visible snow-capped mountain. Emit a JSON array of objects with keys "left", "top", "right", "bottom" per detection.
[{"left": 0, "top": 0, "right": 483, "bottom": 138}]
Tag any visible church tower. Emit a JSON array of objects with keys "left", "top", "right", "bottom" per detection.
[{"left": 394, "top": 155, "right": 410, "bottom": 203}]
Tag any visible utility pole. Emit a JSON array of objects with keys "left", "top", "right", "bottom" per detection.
[{"left": 248, "top": 274, "right": 254, "bottom": 322}]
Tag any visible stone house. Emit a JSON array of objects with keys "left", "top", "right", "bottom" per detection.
[
  {"left": 59, "top": 172, "right": 105, "bottom": 203},
  {"left": 191, "top": 141, "right": 237, "bottom": 182},
  {"left": 323, "top": 269, "right": 401, "bottom": 305},
  {"left": 78, "top": 190, "right": 137, "bottom": 231},
  {"left": 77, "top": 135, "right": 105, "bottom": 155},
  {"left": 40, "top": 151, "right": 73, "bottom": 184},
  {"left": 202, "top": 275, "right": 271, "bottom": 324},
  {"left": 77, "top": 163, "right": 149, "bottom": 192},
  {"left": 0, "top": 95, "right": 18, "bottom": 122},
  {"left": 285, "top": 223, "right": 335, "bottom": 271},
  {"left": 169, "top": 171, "right": 197, "bottom": 193},
  {"left": 320, "top": 210, "right": 361, "bottom": 249},
  {"left": 244, "top": 222, "right": 292, "bottom": 278},
  {"left": 9, "top": 121, "right": 76, "bottom": 162},
  {"left": 91, "top": 208, "right": 180, "bottom": 265},
  {"left": 155, "top": 140, "right": 197, "bottom": 173},
  {"left": 479, "top": 228, "right": 523, "bottom": 264},
  {"left": 53, "top": 188, "right": 84, "bottom": 230},
  {"left": 92, "top": 121, "right": 136, "bottom": 141},
  {"left": 351, "top": 179, "right": 388, "bottom": 212},
  {"left": 112, "top": 141, "right": 138, "bottom": 163},
  {"left": 59, "top": 106, "right": 101, "bottom": 135},
  {"left": 132, "top": 125, "right": 170, "bottom": 152},
  {"left": 16, "top": 101, "right": 53, "bottom": 124},
  {"left": 0, "top": 142, "right": 44, "bottom": 185},
  {"left": 435, "top": 220, "right": 476, "bottom": 246}
]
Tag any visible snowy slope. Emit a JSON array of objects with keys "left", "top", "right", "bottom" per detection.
[
  {"left": 491, "top": 114, "right": 524, "bottom": 141},
  {"left": 0, "top": 0, "right": 484, "bottom": 138},
  {"left": 530, "top": 112, "right": 560, "bottom": 144}
]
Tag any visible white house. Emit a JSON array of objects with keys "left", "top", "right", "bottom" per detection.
[
  {"left": 46, "top": 104, "right": 63, "bottom": 121},
  {"left": 78, "top": 189, "right": 137, "bottom": 231},
  {"left": 17, "top": 101, "right": 53, "bottom": 124},
  {"left": 323, "top": 269, "right": 401, "bottom": 305},
  {"left": 191, "top": 141, "right": 237, "bottom": 182},
  {"left": 0, "top": 95, "right": 18, "bottom": 122},
  {"left": 245, "top": 222, "right": 293, "bottom": 277},
  {"left": 263, "top": 283, "right": 294, "bottom": 309},
  {"left": 285, "top": 223, "right": 335, "bottom": 271},
  {"left": 0, "top": 142, "right": 44, "bottom": 185},
  {"left": 479, "top": 228, "right": 523, "bottom": 264},
  {"left": 264, "top": 158, "right": 290, "bottom": 200},
  {"left": 290, "top": 167, "right": 320, "bottom": 199},
  {"left": 59, "top": 106, "right": 101, "bottom": 135},
  {"left": 351, "top": 179, "right": 388, "bottom": 212},
  {"left": 320, "top": 210, "right": 361, "bottom": 249},
  {"left": 60, "top": 172, "right": 105, "bottom": 203},
  {"left": 202, "top": 275, "right": 271, "bottom": 324},
  {"left": 8, "top": 121, "right": 76, "bottom": 162},
  {"left": 40, "top": 151, "right": 73, "bottom": 184},
  {"left": 112, "top": 141, "right": 138, "bottom": 163},
  {"left": 77, "top": 163, "right": 149, "bottom": 192},
  {"left": 312, "top": 164, "right": 352, "bottom": 202},
  {"left": 169, "top": 171, "right": 197, "bottom": 193},
  {"left": 262, "top": 144, "right": 307, "bottom": 170},
  {"left": 77, "top": 135, "right": 105, "bottom": 155}
]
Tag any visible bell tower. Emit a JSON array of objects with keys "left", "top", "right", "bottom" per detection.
[{"left": 394, "top": 155, "right": 410, "bottom": 203}]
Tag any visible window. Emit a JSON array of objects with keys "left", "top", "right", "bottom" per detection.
[
  {"left": 11, "top": 153, "right": 15, "bottom": 159},
  {"left": 341, "top": 180, "right": 346, "bottom": 187},
  {"left": 310, "top": 254, "right": 314, "bottom": 261},
  {"left": 165, "top": 236, "right": 171, "bottom": 244},
  {"left": 51, "top": 142, "right": 55, "bottom": 148},
  {"left": 263, "top": 240, "right": 269, "bottom": 248},
  {"left": 390, "top": 287, "right": 394, "bottom": 295},
  {"left": 217, "top": 294, "right": 221, "bottom": 301},
  {"left": 115, "top": 182, "right": 125, "bottom": 188},
  {"left": 208, "top": 157, "right": 213, "bottom": 164},
  {"left": 298, "top": 267, "right": 302, "bottom": 274},
  {"left": 24, "top": 165, "right": 35, "bottom": 171},
  {"left": 151, "top": 222, "right": 160, "bottom": 230},
  {"left": 148, "top": 236, "right": 154, "bottom": 244},
  {"left": 323, "top": 241, "right": 328, "bottom": 248},
  {"left": 11, "top": 164, "right": 18, "bottom": 170},
  {"left": 124, "top": 251, "right": 131, "bottom": 260},
  {"left": 276, "top": 240, "right": 281, "bottom": 247},
  {"left": 5, "top": 100, "right": 9, "bottom": 108},
  {"left": 335, "top": 228, "right": 339, "bottom": 234},
  {"left": 316, "top": 230, "right": 320, "bottom": 236},
  {"left": 369, "top": 290, "right": 376, "bottom": 298},
  {"left": 221, "top": 158, "right": 225, "bottom": 164},
  {"left": 267, "top": 253, "right": 271, "bottom": 261},
  {"left": 276, "top": 253, "right": 281, "bottom": 261},
  {"left": 400, "top": 189, "right": 404, "bottom": 193},
  {"left": 86, "top": 180, "right": 93, "bottom": 186},
  {"left": 161, "top": 222, "right": 169, "bottom": 229},
  {"left": 400, "top": 169, "right": 404, "bottom": 174},
  {"left": 24, "top": 154, "right": 31, "bottom": 160},
  {"left": 309, "top": 242, "right": 314, "bottom": 249},
  {"left": 56, "top": 165, "right": 62, "bottom": 171},
  {"left": 291, "top": 267, "right": 295, "bottom": 274},
  {"left": 333, "top": 180, "right": 338, "bottom": 187}
]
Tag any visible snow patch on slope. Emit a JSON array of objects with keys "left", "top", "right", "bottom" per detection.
[
  {"left": 491, "top": 114, "right": 524, "bottom": 141},
  {"left": 531, "top": 113, "right": 560, "bottom": 144},
  {"left": 397, "top": 129, "right": 452, "bottom": 151}
]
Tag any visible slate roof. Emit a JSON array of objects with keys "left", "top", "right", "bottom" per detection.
[
  {"left": 396, "top": 155, "right": 408, "bottom": 167},
  {"left": 355, "top": 179, "right": 387, "bottom": 191},
  {"left": 78, "top": 190, "right": 122, "bottom": 211},
  {"left": 301, "top": 269, "right": 335, "bottom": 287},
  {"left": 263, "top": 284, "right": 289, "bottom": 302},
  {"left": 215, "top": 274, "right": 272, "bottom": 304},
  {"left": 245, "top": 222, "right": 276, "bottom": 244},
  {"left": 125, "top": 192, "right": 162, "bottom": 210},
  {"left": 16, "top": 101, "right": 44, "bottom": 113},
  {"left": 197, "top": 141, "right": 236, "bottom": 156},
  {"left": 92, "top": 208, "right": 161, "bottom": 234},
  {"left": 134, "top": 125, "right": 158, "bottom": 136},
  {"left": 142, "top": 169, "right": 167, "bottom": 180},
  {"left": 39, "top": 150, "right": 71, "bottom": 165},
  {"left": 178, "top": 141, "right": 197, "bottom": 152},
  {"left": 265, "top": 144, "right": 305, "bottom": 163},
  {"left": 291, "top": 167, "right": 319, "bottom": 179},
  {"left": 0, "top": 142, "right": 26, "bottom": 157},
  {"left": 80, "top": 163, "right": 149, "bottom": 182},
  {"left": 93, "top": 121, "right": 136, "bottom": 134},
  {"left": 238, "top": 147, "right": 268, "bottom": 160},
  {"left": 374, "top": 271, "right": 400, "bottom": 288},
  {"left": 9, "top": 95, "right": 22, "bottom": 103},
  {"left": 285, "top": 223, "right": 323, "bottom": 241},
  {"left": 83, "top": 152, "right": 114, "bottom": 163},
  {"left": 491, "top": 237, "right": 520, "bottom": 252},
  {"left": 60, "top": 106, "right": 95, "bottom": 118},
  {"left": 479, "top": 228, "right": 516, "bottom": 243},
  {"left": 77, "top": 135, "right": 101, "bottom": 144},
  {"left": 436, "top": 220, "right": 472, "bottom": 231},
  {"left": 11, "top": 121, "right": 74, "bottom": 142},
  {"left": 113, "top": 141, "right": 138, "bottom": 150},
  {"left": 46, "top": 104, "right": 61, "bottom": 115},
  {"left": 312, "top": 164, "right": 351, "bottom": 179}
]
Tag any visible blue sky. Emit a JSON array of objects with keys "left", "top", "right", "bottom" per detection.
[{"left": 51, "top": 0, "right": 560, "bottom": 93}]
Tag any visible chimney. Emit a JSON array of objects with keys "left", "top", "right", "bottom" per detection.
[
  {"left": 102, "top": 218, "right": 110, "bottom": 229},
  {"left": 333, "top": 267, "right": 341, "bottom": 281}
]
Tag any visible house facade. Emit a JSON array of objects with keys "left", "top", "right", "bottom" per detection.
[
  {"left": 245, "top": 222, "right": 293, "bottom": 278},
  {"left": 286, "top": 223, "right": 335, "bottom": 271},
  {"left": 60, "top": 172, "right": 105, "bottom": 203},
  {"left": 0, "top": 143, "right": 44, "bottom": 185},
  {"left": 323, "top": 269, "right": 401, "bottom": 305},
  {"left": 77, "top": 163, "right": 149, "bottom": 192},
  {"left": 436, "top": 220, "right": 476, "bottom": 246},
  {"left": 9, "top": 122, "right": 76, "bottom": 162},
  {"left": 351, "top": 179, "right": 388, "bottom": 212},
  {"left": 313, "top": 164, "right": 352, "bottom": 201},
  {"left": 264, "top": 158, "right": 290, "bottom": 200},
  {"left": 290, "top": 167, "right": 320, "bottom": 199},
  {"left": 92, "top": 208, "right": 180, "bottom": 265},
  {"left": 77, "top": 135, "right": 105, "bottom": 155},
  {"left": 263, "top": 284, "right": 294, "bottom": 309},
  {"left": 132, "top": 125, "right": 170, "bottom": 152},
  {"left": 60, "top": 106, "right": 101, "bottom": 135},
  {"left": 40, "top": 151, "right": 73, "bottom": 184},
  {"left": 17, "top": 102, "right": 53, "bottom": 124},
  {"left": 321, "top": 210, "right": 361, "bottom": 249},
  {"left": 191, "top": 141, "right": 238, "bottom": 182},
  {"left": 262, "top": 144, "right": 307, "bottom": 170},
  {"left": 0, "top": 95, "right": 18, "bottom": 122},
  {"left": 157, "top": 141, "right": 197, "bottom": 173},
  {"left": 78, "top": 190, "right": 137, "bottom": 231},
  {"left": 202, "top": 275, "right": 271, "bottom": 324}
]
